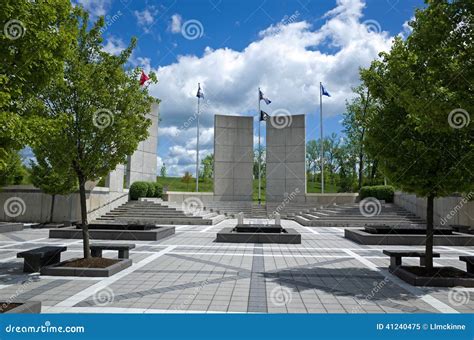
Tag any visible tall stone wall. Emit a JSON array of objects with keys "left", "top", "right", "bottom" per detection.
[
  {"left": 214, "top": 115, "right": 253, "bottom": 201},
  {"left": 266, "top": 114, "right": 306, "bottom": 202},
  {"left": 126, "top": 102, "right": 159, "bottom": 185}
]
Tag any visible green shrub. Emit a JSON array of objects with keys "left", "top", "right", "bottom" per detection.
[
  {"left": 152, "top": 182, "right": 163, "bottom": 198},
  {"left": 359, "top": 185, "right": 395, "bottom": 203},
  {"left": 146, "top": 182, "right": 155, "bottom": 197},
  {"left": 129, "top": 181, "right": 149, "bottom": 200}
]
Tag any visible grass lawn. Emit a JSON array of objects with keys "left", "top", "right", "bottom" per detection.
[{"left": 157, "top": 177, "right": 342, "bottom": 201}]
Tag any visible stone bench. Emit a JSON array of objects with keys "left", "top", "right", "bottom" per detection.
[
  {"left": 17, "top": 246, "right": 67, "bottom": 273},
  {"left": 383, "top": 250, "right": 440, "bottom": 269},
  {"left": 459, "top": 256, "right": 474, "bottom": 274},
  {"left": 90, "top": 243, "right": 135, "bottom": 259}
]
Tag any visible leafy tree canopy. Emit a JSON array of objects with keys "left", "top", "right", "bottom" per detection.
[
  {"left": 0, "top": 0, "right": 78, "bottom": 169},
  {"left": 361, "top": 0, "right": 473, "bottom": 198}
]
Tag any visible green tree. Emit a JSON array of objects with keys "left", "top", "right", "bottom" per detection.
[
  {"left": 34, "top": 10, "right": 158, "bottom": 258},
  {"left": 30, "top": 156, "right": 77, "bottom": 223},
  {"left": 323, "top": 133, "right": 341, "bottom": 185},
  {"left": 201, "top": 154, "right": 214, "bottom": 180},
  {"left": 0, "top": 0, "right": 77, "bottom": 170},
  {"left": 0, "top": 150, "right": 26, "bottom": 186},
  {"left": 160, "top": 163, "right": 167, "bottom": 178},
  {"left": 334, "top": 143, "right": 356, "bottom": 192},
  {"left": 342, "top": 84, "right": 378, "bottom": 190},
  {"left": 181, "top": 171, "right": 193, "bottom": 190},
  {"left": 361, "top": 0, "right": 473, "bottom": 270},
  {"left": 306, "top": 140, "right": 319, "bottom": 183}
]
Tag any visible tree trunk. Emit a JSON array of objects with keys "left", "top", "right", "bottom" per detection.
[
  {"left": 49, "top": 195, "right": 55, "bottom": 223},
  {"left": 425, "top": 194, "right": 435, "bottom": 270},
  {"left": 78, "top": 177, "right": 91, "bottom": 259},
  {"left": 358, "top": 152, "right": 364, "bottom": 190}
]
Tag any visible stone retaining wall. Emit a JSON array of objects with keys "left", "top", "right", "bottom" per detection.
[
  {"left": 0, "top": 185, "right": 128, "bottom": 223},
  {"left": 394, "top": 191, "right": 474, "bottom": 227}
]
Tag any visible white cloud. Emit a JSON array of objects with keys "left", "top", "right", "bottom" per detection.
[
  {"left": 102, "top": 36, "right": 126, "bottom": 55},
  {"left": 151, "top": 0, "right": 395, "bottom": 176},
  {"left": 399, "top": 16, "right": 415, "bottom": 39},
  {"left": 74, "top": 0, "right": 111, "bottom": 18},
  {"left": 169, "top": 14, "right": 182, "bottom": 33},
  {"left": 134, "top": 6, "right": 159, "bottom": 33}
]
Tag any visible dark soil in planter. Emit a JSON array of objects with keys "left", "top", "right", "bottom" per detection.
[
  {"left": 60, "top": 258, "right": 119, "bottom": 268},
  {"left": 0, "top": 303, "right": 22, "bottom": 313},
  {"left": 401, "top": 266, "right": 474, "bottom": 278}
]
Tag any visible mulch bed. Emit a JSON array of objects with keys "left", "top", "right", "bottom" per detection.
[
  {"left": 60, "top": 257, "right": 119, "bottom": 268},
  {"left": 402, "top": 266, "right": 473, "bottom": 278},
  {"left": 0, "top": 303, "right": 21, "bottom": 313}
]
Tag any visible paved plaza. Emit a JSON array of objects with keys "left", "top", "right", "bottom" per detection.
[{"left": 0, "top": 220, "right": 472, "bottom": 314}]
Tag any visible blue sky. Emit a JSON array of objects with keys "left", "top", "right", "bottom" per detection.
[{"left": 75, "top": 0, "right": 425, "bottom": 176}]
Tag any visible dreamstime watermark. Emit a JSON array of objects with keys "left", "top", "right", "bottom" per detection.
[
  {"left": 100, "top": 11, "right": 123, "bottom": 34},
  {"left": 176, "top": 279, "right": 209, "bottom": 310},
  {"left": 448, "top": 108, "right": 470, "bottom": 129},
  {"left": 269, "top": 109, "right": 292, "bottom": 129},
  {"left": 181, "top": 19, "right": 204, "bottom": 40},
  {"left": 440, "top": 191, "right": 473, "bottom": 226},
  {"left": 448, "top": 287, "right": 470, "bottom": 306},
  {"left": 272, "top": 188, "right": 301, "bottom": 216},
  {"left": 182, "top": 197, "right": 204, "bottom": 215},
  {"left": 92, "top": 109, "right": 114, "bottom": 129},
  {"left": 4, "top": 19, "right": 26, "bottom": 40},
  {"left": 362, "top": 19, "right": 382, "bottom": 34},
  {"left": 268, "top": 10, "right": 301, "bottom": 35},
  {"left": 270, "top": 286, "right": 292, "bottom": 307},
  {"left": 92, "top": 287, "right": 115, "bottom": 306},
  {"left": 5, "top": 321, "right": 85, "bottom": 334},
  {"left": 176, "top": 98, "right": 212, "bottom": 135},
  {"left": 351, "top": 277, "right": 390, "bottom": 312},
  {"left": 440, "top": 13, "right": 473, "bottom": 49},
  {"left": 281, "top": 11, "right": 300, "bottom": 26},
  {"left": 359, "top": 197, "right": 382, "bottom": 217},
  {"left": 1, "top": 277, "right": 37, "bottom": 312},
  {"left": 4, "top": 197, "right": 26, "bottom": 218}
]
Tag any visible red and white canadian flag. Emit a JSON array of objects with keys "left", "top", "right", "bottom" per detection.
[{"left": 139, "top": 70, "right": 150, "bottom": 86}]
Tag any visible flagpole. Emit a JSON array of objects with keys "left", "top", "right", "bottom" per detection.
[
  {"left": 258, "top": 87, "right": 262, "bottom": 205},
  {"left": 320, "top": 82, "right": 324, "bottom": 194},
  {"left": 196, "top": 83, "right": 200, "bottom": 193}
]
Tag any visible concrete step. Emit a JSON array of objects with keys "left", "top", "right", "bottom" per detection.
[{"left": 113, "top": 217, "right": 212, "bottom": 225}]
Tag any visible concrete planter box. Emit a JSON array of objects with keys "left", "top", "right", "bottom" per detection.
[
  {"left": 49, "top": 226, "right": 175, "bottom": 241},
  {"left": 2, "top": 301, "right": 41, "bottom": 314},
  {"left": 390, "top": 266, "right": 474, "bottom": 287},
  {"left": 41, "top": 258, "right": 132, "bottom": 277},
  {"left": 216, "top": 227, "right": 301, "bottom": 244},
  {"left": 345, "top": 228, "right": 474, "bottom": 246}
]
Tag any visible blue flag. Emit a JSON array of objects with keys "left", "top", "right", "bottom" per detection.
[
  {"left": 321, "top": 84, "right": 331, "bottom": 97},
  {"left": 259, "top": 89, "right": 271, "bottom": 105},
  {"left": 196, "top": 83, "right": 204, "bottom": 98}
]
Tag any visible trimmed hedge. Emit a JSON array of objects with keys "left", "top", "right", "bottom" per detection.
[
  {"left": 359, "top": 185, "right": 395, "bottom": 203},
  {"left": 129, "top": 181, "right": 149, "bottom": 200},
  {"left": 129, "top": 181, "right": 164, "bottom": 200},
  {"left": 151, "top": 182, "right": 163, "bottom": 198}
]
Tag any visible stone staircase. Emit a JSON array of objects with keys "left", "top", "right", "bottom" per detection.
[
  {"left": 93, "top": 200, "right": 226, "bottom": 225},
  {"left": 251, "top": 204, "right": 269, "bottom": 218},
  {"left": 291, "top": 203, "right": 425, "bottom": 227}
]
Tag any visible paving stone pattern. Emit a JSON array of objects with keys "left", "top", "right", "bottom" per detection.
[{"left": 0, "top": 221, "right": 472, "bottom": 314}]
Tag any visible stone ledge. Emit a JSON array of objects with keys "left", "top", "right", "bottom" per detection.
[
  {"left": 345, "top": 228, "right": 474, "bottom": 246},
  {"left": 41, "top": 258, "right": 132, "bottom": 277},
  {"left": 49, "top": 226, "right": 175, "bottom": 241},
  {"left": 390, "top": 266, "right": 474, "bottom": 287},
  {"left": 216, "top": 227, "right": 301, "bottom": 244}
]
